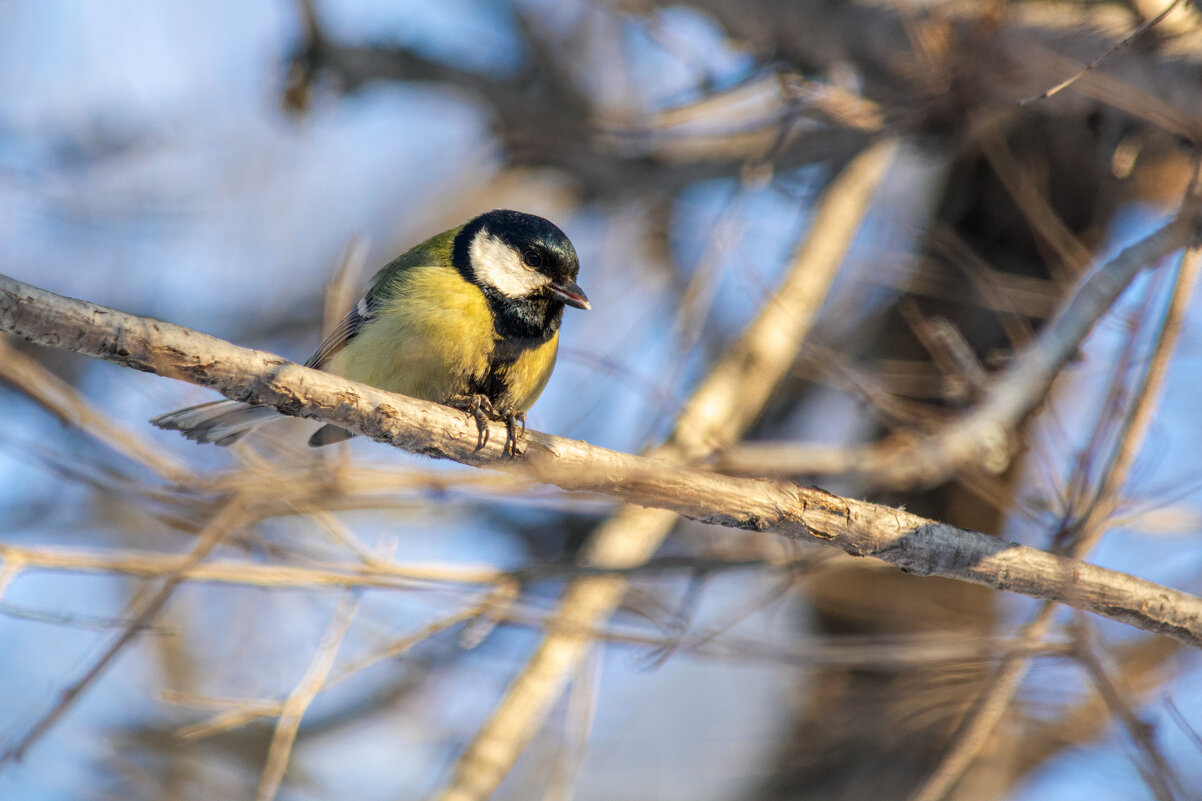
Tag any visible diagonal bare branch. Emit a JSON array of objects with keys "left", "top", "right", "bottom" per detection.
[
  {"left": 255, "top": 592, "right": 362, "bottom": 801},
  {"left": 0, "top": 497, "right": 250, "bottom": 765},
  {"left": 716, "top": 185, "right": 1202, "bottom": 486},
  {"left": 0, "top": 337, "right": 190, "bottom": 481},
  {"left": 907, "top": 242, "right": 1202, "bottom": 801}
]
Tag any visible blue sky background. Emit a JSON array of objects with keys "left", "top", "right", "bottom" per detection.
[{"left": 0, "top": 2, "right": 1200, "bottom": 800}]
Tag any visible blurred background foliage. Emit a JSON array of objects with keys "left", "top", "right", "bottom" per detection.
[{"left": 2, "top": 1, "right": 1202, "bottom": 799}]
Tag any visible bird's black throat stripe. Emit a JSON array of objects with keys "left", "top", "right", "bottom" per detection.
[
  {"left": 469, "top": 359, "right": 512, "bottom": 405},
  {"left": 484, "top": 290, "right": 564, "bottom": 343},
  {"left": 470, "top": 332, "right": 545, "bottom": 404}
]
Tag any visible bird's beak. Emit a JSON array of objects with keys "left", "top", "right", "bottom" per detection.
[{"left": 549, "top": 279, "right": 591, "bottom": 310}]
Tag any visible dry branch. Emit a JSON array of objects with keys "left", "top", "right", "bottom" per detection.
[
  {"left": 717, "top": 196, "right": 1202, "bottom": 485},
  {"left": 907, "top": 243, "right": 1202, "bottom": 801},
  {"left": 2, "top": 272, "right": 1202, "bottom": 650}
]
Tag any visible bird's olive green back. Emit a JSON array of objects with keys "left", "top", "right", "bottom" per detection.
[{"left": 364, "top": 226, "right": 461, "bottom": 304}]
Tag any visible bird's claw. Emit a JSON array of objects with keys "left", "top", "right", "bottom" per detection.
[
  {"left": 500, "top": 408, "right": 526, "bottom": 458},
  {"left": 449, "top": 394, "right": 495, "bottom": 450},
  {"left": 447, "top": 397, "right": 526, "bottom": 456}
]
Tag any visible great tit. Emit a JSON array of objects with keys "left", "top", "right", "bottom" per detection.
[{"left": 151, "top": 209, "right": 589, "bottom": 453}]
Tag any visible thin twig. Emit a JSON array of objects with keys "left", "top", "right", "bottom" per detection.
[
  {"left": 0, "top": 544, "right": 830, "bottom": 590},
  {"left": 0, "top": 498, "right": 249, "bottom": 765},
  {"left": 907, "top": 243, "right": 1202, "bottom": 801},
  {"left": 173, "top": 597, "right": 488, "bottom": 742},
  {"left": 0, "top": 337, "right": 190, "bottom": 481},
  {"left": 1054, "top": 265, "right": 1167, "bottom": 550},
  {"left": 1162, "top": 695, "right": 1202, "bottom": 756},
  {"left": 1067, "top": 244, "right": 1202, "bottom": 553},
  {"left": 545, "top": 646, "right": 600, "bottom": 801},
  {"left": 255, "top": 591, "right": 362, "bottom": 801},
  {"left": 1019, "top": 0, "right": 1187, "bottom": 105},
  {"left": 1071, "top": 616, "right": 1182, "bottom": 801},
  {"left": 718, "top": 190, "right": 1202, "bottom": 486}
]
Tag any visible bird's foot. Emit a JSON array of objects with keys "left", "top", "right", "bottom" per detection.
[
  {"left": 448, "top": 394, "right": 495, "bottom": 450},
  {"left": 446, "top": 397, "right": 526, "bottom": 456},
  {"left": 498, "top": 407, "right": 526, "bottom": 457}
]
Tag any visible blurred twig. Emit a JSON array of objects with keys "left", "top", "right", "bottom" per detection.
[
  {"left": 171, "top": 596, "right": 494, "bottom": 742},
  {"left": 0, "top": 544, "right": 828, "bottom": 590},
  {"left": 977, "top": 120, "right": 1094, "bottom": 280},
  {"left": 255, "top": 591, "right": 362, "bottom": 801},
  {"left": 717, "top": 182, "right": 1202, "bottom": 485},
  {"left": 1059, "top": 244, "right": 1202, "bottom": 553},
  {"left": 164, "top": 610, "right": 1074, "bottom": 746},
  {"left": 285, "top": 0, "right": 870, "bottom": 197},
  {"left": 0, "top": 337, "right": 189, "bottom": 481},
  {"left": 0, "top": 497, "right": 250, "bottom": 765},
  {"left": 907, "top": 241, "right": 1202, "bottom": 801},
  {"left": 1162, "top": 695, "right": 1202, "bottom": 756},
  {"left": 1070, "top": 615, "right": 1183, "bottom": 801}
]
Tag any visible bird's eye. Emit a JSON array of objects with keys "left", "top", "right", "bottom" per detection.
[{"left": 523, "top": 250, "right": 542, "bottom": 268}]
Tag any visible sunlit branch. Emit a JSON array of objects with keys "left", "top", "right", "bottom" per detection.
[
  {"left": 717, "top": 191, "right": 1202, "bottom": 487},
  {"left": 907, "top": 243, "right": 1202, "bottom": 801},
  {"left": 2, "top": 270, "right": 1202, "bottom": 652}
]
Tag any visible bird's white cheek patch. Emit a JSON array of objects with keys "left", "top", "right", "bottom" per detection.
[{"left": 470, "top": 232, "right": 549, "bottom": 298}]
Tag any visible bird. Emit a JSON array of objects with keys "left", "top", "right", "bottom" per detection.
[{"left": 151, "top": 209, "right": 589, "bottom": 454}]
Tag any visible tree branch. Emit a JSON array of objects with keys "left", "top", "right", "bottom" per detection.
[
  {"left": 717, "top": 190, "right": 1202, "bottom": 486},
  {"left": 1, "top": 270, "right": 1201, "bottom": 654}
]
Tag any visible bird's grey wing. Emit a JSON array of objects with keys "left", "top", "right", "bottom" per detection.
[
  {"left": 305, "top": 293, "right": 380, "bottom": 369},
  {"left": 302, "top": 294, "right": 380, "bottom": 448}
]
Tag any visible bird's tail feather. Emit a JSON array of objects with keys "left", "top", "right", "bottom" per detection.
[
  {"left": 150, "top": 400, "right": 280, "bottom": 447},
  {"left": 308, "top": 424, "right": 355, "bottom": 448}
]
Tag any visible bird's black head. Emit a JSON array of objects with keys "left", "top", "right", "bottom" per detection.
[{"left": 453, "top": 209, "right": 589, "bottom": 344}]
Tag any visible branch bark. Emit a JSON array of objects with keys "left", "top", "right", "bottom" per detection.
[{"left": 1, "top": 274, "right": 1202, "bottom": 652}]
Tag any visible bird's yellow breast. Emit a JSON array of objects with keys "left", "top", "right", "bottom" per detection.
[
  {"left": 495, "top": 336, "right": 559, "bottom": 411},
  {"left": 326, "top": 264, "right": 496, "bottom": 402}
]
